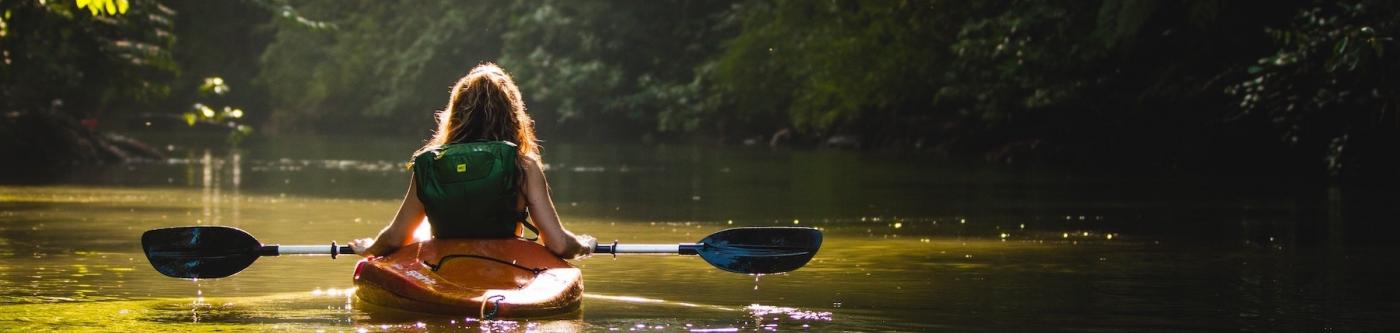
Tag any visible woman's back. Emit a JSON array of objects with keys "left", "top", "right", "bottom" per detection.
[
  {"left": 351, "top": 63, "right": 592, "bottom": 259},
  {"left": 411, "top": 141, "right": 522, "bottom": 239}
]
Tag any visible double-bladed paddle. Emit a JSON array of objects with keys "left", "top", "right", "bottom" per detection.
[{"left": 141, "top": 226, "right": 822, "bottom": 279}]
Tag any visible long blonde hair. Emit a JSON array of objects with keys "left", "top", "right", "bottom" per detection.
[{"left": 415, "top": 63, "right": 539, "bottom": 160}]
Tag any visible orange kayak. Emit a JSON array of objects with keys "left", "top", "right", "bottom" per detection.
[{"left": 352, "top": 239, "right": 583, "bottom": 318}]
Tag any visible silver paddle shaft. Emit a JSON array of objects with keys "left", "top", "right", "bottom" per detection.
[{"left": 595, "top": 242, "right": 702, "bottom": 255}]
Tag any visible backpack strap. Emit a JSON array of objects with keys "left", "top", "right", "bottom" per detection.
[{"left": 518, "top": 211, "right": 540, "bottom": 241}]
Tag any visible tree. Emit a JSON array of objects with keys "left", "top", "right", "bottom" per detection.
[
  {"left": 498, "top": 0, "right": 736, "bottom": 141},
  {"left": 0, "top": 0, "right": 175, "bottom": 179},
  {"left": 0, "top": 0, "right": 176, "bottom": 118},
  {"left": 257, "top": 0, "right": 511, "bottom": 134},
  {"left": 1228, "top": 1, "right": 1400, "bottom": 177}
]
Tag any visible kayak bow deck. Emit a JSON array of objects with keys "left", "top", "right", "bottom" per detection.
[{"left": 352, "top": 239, "right": 583, "bottom": 318}]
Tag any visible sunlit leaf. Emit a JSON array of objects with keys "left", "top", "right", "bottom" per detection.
[
  {"left": 199, "top": 77, "right": 229, "bottom": 95},
  {"left": 182, "top": 113, "right": 196, "bottom": 127},
  {"left": 74, "top": 0, "right": 129, "bottom": 16}
]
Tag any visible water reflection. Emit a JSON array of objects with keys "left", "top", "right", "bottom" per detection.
[{"left": 1, "top": 137, "right": 1399, "bottom": 331}]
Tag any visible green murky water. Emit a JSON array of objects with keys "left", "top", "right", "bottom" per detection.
[{"left": 2, "top": 134, "right": 1398, "bottom": 331}]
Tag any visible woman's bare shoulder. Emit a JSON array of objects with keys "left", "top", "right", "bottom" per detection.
[{"left": 520, "top": 153, "right": 544, "bottom": 170}]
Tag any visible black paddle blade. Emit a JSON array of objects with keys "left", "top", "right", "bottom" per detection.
[
  {"left": 698, "top": 227, "right": 823, "bottom": 274},
  {"left": 141, "top": 226, "right": 263, "bottom": 279}
]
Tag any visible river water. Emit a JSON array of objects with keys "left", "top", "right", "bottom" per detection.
[{"left": 1, "top": 134, "right": 1397, "bottom": 332}]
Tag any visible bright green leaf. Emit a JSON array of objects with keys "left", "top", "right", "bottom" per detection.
[{"left": 75, "top": 0, "right": 128, "bottom": 16}]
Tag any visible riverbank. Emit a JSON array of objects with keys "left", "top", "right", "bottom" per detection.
[{"left": 0, "top": 111, "right": 164, "bottom": 183}]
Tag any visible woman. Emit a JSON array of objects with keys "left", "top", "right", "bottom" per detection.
[{"left": 349, "top": 63, "right": 593, "bottom": 258}]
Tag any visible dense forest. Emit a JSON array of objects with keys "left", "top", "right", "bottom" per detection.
[{"left": 2, "top": 0, "right": 1398, "bottom": 180}]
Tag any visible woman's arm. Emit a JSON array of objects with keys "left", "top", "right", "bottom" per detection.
[
  {"left": 522, "top": 155, "right": 594, "bottom": 258},
  {"left": 351, "top": 175, "right": 427, "bottom": 257}
]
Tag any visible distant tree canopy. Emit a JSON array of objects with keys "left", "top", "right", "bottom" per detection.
[
  {"left": 0, "top": 0, "right": 175, "bottom": 118},
  {"left": 253, "top": 0, "right": 734, "bottom": 140},
  {"left": 498, "top": 0, "right": 735, "bottom": 141},
  {"left": 4, "top": 0, "right": 1399, "bottom": 178},
  {"left": 1227, "top": 2, "right": 1400, "bottom": 176},
  {"left": 255, "top": 0, "right": 511, "bottom": 134}
]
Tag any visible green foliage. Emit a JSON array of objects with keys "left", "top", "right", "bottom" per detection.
[
  {"left": 198, "top": 77, "right": 230, "bottom": 96},
  {"left": 74, "top": 0, "right": 128, "bottom": 16},
  {"left": 257, "top": 0, "right": 511, "bottom": 133},
  {"left": 0, "top": 0, "right": 176, "bottom": 117},
  {"left": 1228, "top": 1, "right": 1400, "bottom": 174},
  {"left": 184, "top": 77, "right": 252, "bottom": 145},
  {"left": 12, "top": 0, "right": 1367, "bottom": 176},
  {"left": 941, "top": 2, "right": 1103, "bottom": 124},
  {"left": 254, "top": 0, "right": 734, "bottom": 140},
  {"left": 498, "top": 0, "right": 734, "bottom": 140},
  {"left": 712, "top": 1, "right": 1104, "bottom": 144},
  {"left": 710, "top": 0, "right": 1336, "bottom": 160}
]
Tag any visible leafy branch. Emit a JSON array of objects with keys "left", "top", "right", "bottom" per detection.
[{"left": 74, "top": 0, "right": 128, "bottom": 16}]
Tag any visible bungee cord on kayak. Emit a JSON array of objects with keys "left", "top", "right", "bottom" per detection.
[{"left": 423, "top": 254, "right": 546, "bottom": 275}]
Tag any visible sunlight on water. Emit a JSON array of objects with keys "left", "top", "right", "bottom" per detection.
[
  {"left": 309, "top": 287, "right": 355, "bottom": 298},
  {"left": 0, "top": 182, "right": 1228, "bottom": 330},
  {"left": 1, "top": 139, "right": 1396, "bottom": 331},
  {"left": 581, "top": 293, "right": 835, "bottom": 331},
  {"left": 688, "top": 328, "right": 739, "bottom": 332},
  {"left": 585, "top": 293, "right": 736, "bottom": 312},
  {"left": 746, "top": 304, "right": 833, "bottom": 322}
]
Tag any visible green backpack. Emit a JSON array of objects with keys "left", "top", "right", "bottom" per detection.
[{"left": 412, "top": 141, "right": 522, "bottom": 239}]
